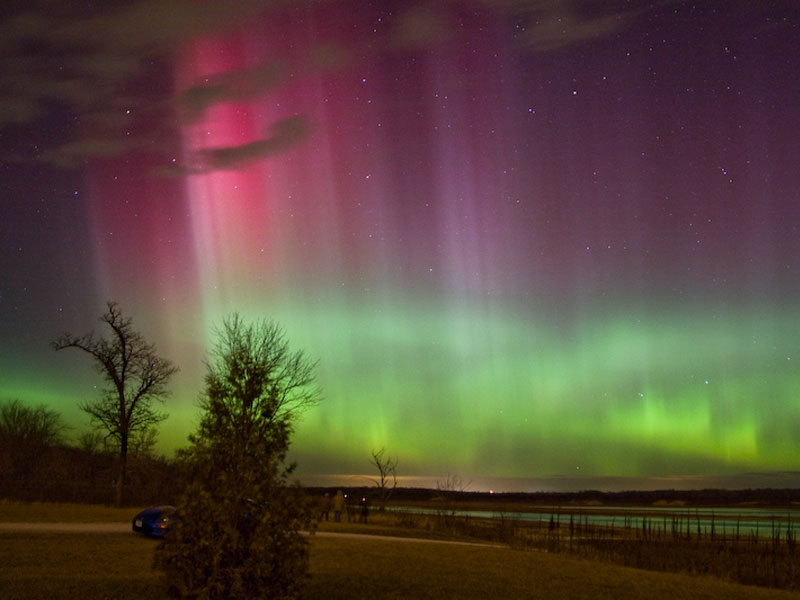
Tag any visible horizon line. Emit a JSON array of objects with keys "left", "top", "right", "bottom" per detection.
[{"left": 293, "top": 472, "right": 800, "bottom": 493}]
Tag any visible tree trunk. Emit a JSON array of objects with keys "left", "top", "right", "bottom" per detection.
[{"left": 116, "top": 434, "right": 128, "bottom": 506}]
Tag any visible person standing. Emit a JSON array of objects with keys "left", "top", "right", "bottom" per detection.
[
  {"left": 333, "top": 489, "right": 345, "bottom": 523},
  {"left": 359, "top": 496, "right": 369, "bottom": 524},
  {"left": 320, "top": 492, "right": 331, "bottom": 521}
]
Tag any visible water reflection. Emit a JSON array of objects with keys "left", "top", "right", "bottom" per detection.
[{"left": 389, "top": 505, "right": 800, "bottom": 538}]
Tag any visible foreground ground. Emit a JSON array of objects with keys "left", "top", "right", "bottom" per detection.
[{"left": 1, "top": 502, "right": 798, "bottom": 599}]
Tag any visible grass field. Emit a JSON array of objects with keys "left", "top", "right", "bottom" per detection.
[
  {"left": 319, "top": 501, "right": 800, "bottom": 591},
  {"left": 0, "top": 499, "right": 136, "bottom": 523},
  {"left": 4, "top": 529, "right": 800, "bottom": 599},
  {"left": 3, "top": 502, "right": 800, "bottom": 599}
]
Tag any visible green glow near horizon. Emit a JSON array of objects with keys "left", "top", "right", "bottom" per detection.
[
  {"left": 9, "top": 297, "right": 797, "bottom": 483},
  {"left": 267, "top": 297, "right": 800, "bottom": 478}
]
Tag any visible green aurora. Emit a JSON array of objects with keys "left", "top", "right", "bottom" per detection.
[{"left": 2, "top": 1, "right": 800, "bottom": 491}]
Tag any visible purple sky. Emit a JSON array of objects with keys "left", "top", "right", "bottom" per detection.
[{"left": 2, "top": 1, "right": 800, "bottom": 490}]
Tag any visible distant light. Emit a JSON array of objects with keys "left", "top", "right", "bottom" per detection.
[{"left": 489, "top": 490, "right": 494, "bottom": 494}]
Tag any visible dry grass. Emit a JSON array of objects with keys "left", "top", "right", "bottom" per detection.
[
  {"left": 3, "top": 501, "right": 800, "bottom": 599},
  {"left": 0, "top": 532, "right": 164, "bottom": 600},
  {"left": 341, "top": 506, "right": 800, "bottom": 591},
  {"left": 303, "top": 534, "right": 799, "bottom": 600},
  {"left": 1, "top": 528, "right": 798, "bottom": 599},
  {"left": 0, "top": 499, "right": 135, "bottom": 523}
]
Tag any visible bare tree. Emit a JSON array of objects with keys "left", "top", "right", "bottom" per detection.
[
  {"left": 370, "top": 447, "right": 398, "bottom": 508},
  {"left": 52, "top": 301, "right": 177, "bottom": 505},
  {"left": 76, "top": 429, "right": 107, "bottom": 454},
  {"left": 435, "top": 474, "right": 471, "bottom": 526}
]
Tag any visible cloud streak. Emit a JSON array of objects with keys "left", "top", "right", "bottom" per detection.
[
  {"left": 0, "top": 0, "right": 290, "bottom": 167},
  {"left": 156, "top": 115, "right": 310, "bottom": 176},
  {"left": 178, "top": 60, "right": 288, "bottom": 123},
  {"left": 0, "top": 0, "right": 661, "bottom": 170}
]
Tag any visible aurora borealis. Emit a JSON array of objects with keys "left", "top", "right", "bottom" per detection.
[{"left": 2, "top": 0, "right": 800, "bottom": 491}]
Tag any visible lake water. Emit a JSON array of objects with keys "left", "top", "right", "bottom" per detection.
[{"left": 389, "top": 505, "right": 800, "bottom": 538}]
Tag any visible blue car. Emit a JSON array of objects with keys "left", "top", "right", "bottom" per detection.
[{"left": 132, "top": 505, "right": 177, "bottom": 537}]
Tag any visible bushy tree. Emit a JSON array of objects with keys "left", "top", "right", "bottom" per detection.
[
  {"left": 0, "top": 399, "right": 65, "bottom": 447},
  {"left": 156, "top": 314, "right": 320, "bottom": 600},
  {"left": 0, "top": 399, "right": 66, "bottom": 498},
  {"left": 52, "top": 301, "right": 178, "bottom": 505}
]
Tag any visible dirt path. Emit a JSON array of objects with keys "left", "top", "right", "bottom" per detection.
[
  {"left": 0, "top": 522, "right": 504, "bottom": 548},
  {"left": 0, "top": 522, "right": 131, "bottom": 533}
]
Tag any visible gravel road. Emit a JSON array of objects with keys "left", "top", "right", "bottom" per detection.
[
  {"left": 0, "top": 522, "right": 131, "bottom": 533},
  {"left": 0, "top": 522, "right": 502, "bottom": 547}
]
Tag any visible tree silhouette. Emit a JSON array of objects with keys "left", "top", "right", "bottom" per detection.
[
  {"left": 0, "top": 399, "right": 66, "bottom": 499},
  {"left": 52, "top": 301, "right": 177, "bottom": 506},
  {"left": 156, "top": 314, "right": 320, "bottom": 599},
  {"left": 370, "top": 447, "right": 398, "bottom": 508},
  {"left": 0, "top": 399, "right": 65, "bottom": 448}
]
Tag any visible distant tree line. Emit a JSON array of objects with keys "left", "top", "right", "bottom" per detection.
[
  {"left": 301, "top": 486, "right": 800, "bottom": 508},
  {"left": 0, "top": 398, "right": 180, "bottom": 505}
]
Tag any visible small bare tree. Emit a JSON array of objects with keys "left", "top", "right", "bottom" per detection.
[
  {"left": 370, "top": 447, "right": 398, "bottom": 508},
  {"left": 436, "top": 474, "right": 471, "bottom": 526},
  {"left": 52, "top": 301, "right": 177, "bottom": 505}
]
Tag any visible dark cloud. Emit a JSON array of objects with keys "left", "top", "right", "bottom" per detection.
[
  {"left": 0, "top": 1, "right": 661, "bottom": 170},
  {"left": 0, "top": 0, "right": 291, "bottom": 168},
  {"left": 49, "top": 0, "right": 288, "bottom": 53},
  {"left": 388, "top": 6, "right": 451, "bottom": 50},
  {"left": 0, "top": 98, "right": 43, "bottom": 125},
  {"left": 157, "top": 115, "right": 310, "bottom": 176},
  {"left": 179, "top": 60, "right": 288, "bottom": 123},
  {"left": 41, "top": 137, "right": 133, "bottom": 168},
  {"left": 501, "top": 0, "right": 648, "bottom": 52},
  {"left": 191, "top": 115, "right": 310, "bottom": 171},
  {"left": 307, "top": 43, "right": 353, "bottom": 72}
]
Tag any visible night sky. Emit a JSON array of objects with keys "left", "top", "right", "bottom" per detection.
[{"left": 2, "top": 0, "right": 800, "bottom": 492}]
